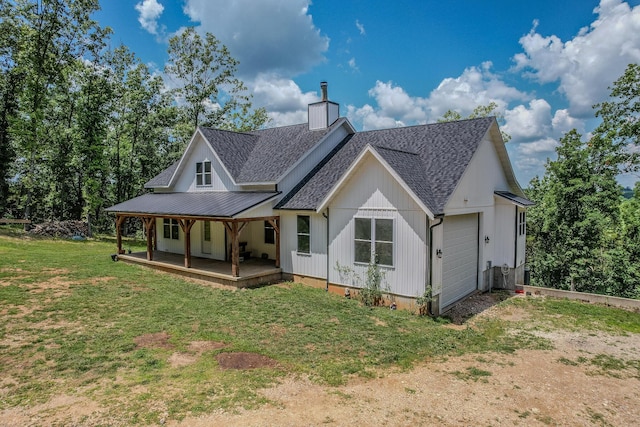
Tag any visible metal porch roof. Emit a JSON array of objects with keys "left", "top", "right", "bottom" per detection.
[{"left": 105, "top": 191, "right": 280, "bottom": 218}]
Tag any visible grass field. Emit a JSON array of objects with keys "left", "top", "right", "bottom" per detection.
[{"left": 1, "top": 229, "right": 639, "bottom": 424}]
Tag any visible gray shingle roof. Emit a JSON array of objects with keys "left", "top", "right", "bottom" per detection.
[
  {"left": 144, "top": 160, "right": 179, "bottom": 188},
  {"left": 105, "top": 191, "right": 279, "bottom": 217},
  {"left": 145, "top": 120, "right": 343, "bottom": 188},
  {"left": 276, "top": 117, "right": 496, "bottom": 215}
]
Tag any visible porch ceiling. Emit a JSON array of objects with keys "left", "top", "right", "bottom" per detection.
[{"left": 105, "top": 191, "right": 280, "bottom": 218}]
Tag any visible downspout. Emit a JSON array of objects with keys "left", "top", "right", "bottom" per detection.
[
  {"left": 322, "top": 208, "right": 329, "bottom": 291},
  {"left": 428, "top": 215, "right": 444, "bottom": 315}
]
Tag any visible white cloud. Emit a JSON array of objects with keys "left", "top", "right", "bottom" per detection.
[
  {"left": 513, "top": 0, "right": 640, "bottom": 116},
  {"left": 250, "top": 75, "right": 320, "bottom": 126},
  {"left": 427, "top": 62, "right": 527, "bottom": 120},
  {"left": 503, "top": 99, "right": 552, "bottom": 141},
  {"left": 182, "top": 0, "right": 329, "bottom": 78},
  {"left": 356, "top": 20, "right": 366, "bottom": 35},
  {"left": 348, "top": 58, "right": 359, "bottom": 72},
  {"left": 346, "top": 63, "right": 527, "bottom": 130},
  {"left": 135, "top": 0, "right": 165, "bottom": 35}
]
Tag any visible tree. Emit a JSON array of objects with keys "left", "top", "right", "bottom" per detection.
[
  {"left": 9, "top": 0, "right": 104, "bottom": 221},
  {"left": 165, "top": 27, "right": 268, "bottom": 141},
  {"left": 594, "top": 63, "right": 640, "bottom": 174},
  {"left": 526, "top": 129, "right": 630, "bottom": 295},
  {"left": 437, "top": 102, "right": 511, "bottom": 142}
]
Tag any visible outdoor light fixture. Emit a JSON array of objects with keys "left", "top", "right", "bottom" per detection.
[
  {"left": 485, "top": 235, "right": 490, "bottom": 244},
  {"left": 436, "top": 249, "right": 442, "bottom": 258}
]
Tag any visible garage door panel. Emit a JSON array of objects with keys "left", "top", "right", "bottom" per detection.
[{"left": 441, "top": 214, "right": 478, "bottom": 308}]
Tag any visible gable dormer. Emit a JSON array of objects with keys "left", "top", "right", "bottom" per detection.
[{"left": 308, "top": 82, "right": 340, "bottom": 130}]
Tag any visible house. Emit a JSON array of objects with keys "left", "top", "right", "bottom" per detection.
[{"left": 106, "top": 82, "right": 533, "bottom": 315}]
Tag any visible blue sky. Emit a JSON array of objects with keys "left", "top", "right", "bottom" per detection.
[{"left": 95, "top": 0, "right": 640, "bottom": 188}]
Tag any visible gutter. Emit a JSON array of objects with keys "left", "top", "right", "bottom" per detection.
[
  {"left": 428, "top": 215, "right": 444, "bottom": 315},
  {"left": 322, "top": 208, "right": 329, "bottom": 291}
]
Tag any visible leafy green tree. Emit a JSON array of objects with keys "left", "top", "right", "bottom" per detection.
[
  {"left": 527, "top": 130, "right": 628, "bottom": 295},
  {"left": 165, "top": 27, "right": 268, "bottom": 141},
  {"left": 594, "top": 63, "right": 640, "bottom": 174}
]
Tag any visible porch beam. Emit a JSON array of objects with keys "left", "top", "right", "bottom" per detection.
[
  {"left": 223, "top": 220, "right": 249, "bottom": 277},
  {"left": 178, "top": 219, "right": 196, "bottom": 268}
]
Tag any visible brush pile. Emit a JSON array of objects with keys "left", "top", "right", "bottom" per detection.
[{"left": 28, "top": 220, "right": 89, "bottom": 238}]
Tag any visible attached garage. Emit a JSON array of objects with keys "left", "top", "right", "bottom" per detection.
[{"left": 441, "top": 214, "right": 479, "bottom": 309}]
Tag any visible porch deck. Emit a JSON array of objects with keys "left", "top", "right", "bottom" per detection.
[{"left": 118, "top": 251, "right": 283, "bottom": 288}]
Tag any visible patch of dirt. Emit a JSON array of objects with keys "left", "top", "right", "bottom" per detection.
[
  {"left": 216, "top": 352, "right": 279, "bottom": 370},
  {"left": 443, "top": 291, "right": 511, "bottom": 324},
  {"left": 169, "top": 341, "right": 227, "bottom": 368},
  {"left": 133, "top": 331, "right": 174, "bottom": 350}
]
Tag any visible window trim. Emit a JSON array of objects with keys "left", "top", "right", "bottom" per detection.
[
  {"left": 297, "top": 215, "right": 311, "bottom": 254},
  {"left": 354, "top": 217, "right": 394, "bottom": 267},
  {"left": 518, "top": 211, "right": 526, "bottom": 236},
  {"left": 196, "top": 160, "right": 212, "bottom": 186},
  {"left": 163, "top": 218, "right": 179, "bottom": 240}
]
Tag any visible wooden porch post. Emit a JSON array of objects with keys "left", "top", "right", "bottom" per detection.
[
  {"left": 115, "top": 215, "right": 126, "bottom": 254},
  {"left": 142, "top": 217, "right": 155, "bottom": 261},
  {"left": 268, "top": 217, "right": 280, "bottom": 268},
  {"left": 178, "top": 219, "right": 196, "bottom": 268},
  {"left": 224, "top": 220, "right": 249, "bottom": 277}
]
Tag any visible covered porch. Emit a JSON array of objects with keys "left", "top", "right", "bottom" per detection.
[
  {"left": 105, "top": 191, "right": 282, "bottom": 286},
  {"left": 117, "top": 250, "right": 282, "bottom": 288}
]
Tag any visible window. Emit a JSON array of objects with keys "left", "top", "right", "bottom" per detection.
[
  {"left": 354, "top": 218, "right": 393, "bottom": 266},
  {"left": 196, "top": 160, "right": 212, "bottom": 186},
  {"left": 264, "top": 220, "right": 275, "bottom": 244},
  {"left": 203, "top": 221, "right": 211, "bottom": 242},
  {"left": 297, "top": 215, "right": 310, "bottom": 254},
  {"left": 518, "top": 211, "right": 526, "bottom": 236},
  {"left": 163, "top": 219, "right": 179, "bottom": 240}
]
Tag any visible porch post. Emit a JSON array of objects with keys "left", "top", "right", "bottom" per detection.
[
  {"left": 178, "top": 219, "right": 196, "bottom": 268},
  {"left": 142, "top": 217, "right": 155, "bottom": 261},
  {"left": 115, "top": 215, "right": 126, "bottom": 254},
  {"left": 268, "top": 217, "right": 280, "bottom": 268},
  {"left": 224, "top": 220, "right": 249, "bottom": 277}
]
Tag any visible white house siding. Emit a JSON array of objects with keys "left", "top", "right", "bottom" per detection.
[
  {"left": 279, "top": 211, "right": 328, "bottom": 279},
  {"left": 242, "top": 220, "right": 277, "bottom": 261},
  {"left": 327, "top": 154, "right": 428, "bottom": 298},
  {"left": 516, "top": 207, "right": 526, "bottom": 268},
  {"left": 173, "top": 135, "right": 238, "bottom": 192},
  {"left": 494, "top": 198, "right": 516, "bottom": 268},
  {"left": 155, "top": 218, "right": 183, "bottom": 253},
  {"left": 277, "top": 124, "right": 350, "bottom": 201}
]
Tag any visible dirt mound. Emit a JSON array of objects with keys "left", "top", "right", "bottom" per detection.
[
  {"left": 134, "top": 332, "right": 174, "bottom": 350},
  {"left": 216, "top": 352, "right": 279, "bottom": 370}
]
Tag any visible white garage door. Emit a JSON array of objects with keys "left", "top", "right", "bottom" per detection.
[{"left": 441, "top": 214, "right": 478, "bottom": 309}]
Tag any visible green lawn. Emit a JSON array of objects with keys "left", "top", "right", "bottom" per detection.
[{"left": 1, "top": 229, "right": 639, "bottom": 423}]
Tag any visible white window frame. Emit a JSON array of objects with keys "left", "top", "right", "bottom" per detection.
[
  {"left": 354, "top": 217, "right": 394, "bottom": 267},
  {"left": 297, "top": 215, "right": 311, "bottom": 254},
  {"left": 163, "top": 218, "right": 179, "bottom": 240},
  {"left": 196, "top": 160, "right": 212, "bottom": 186}
]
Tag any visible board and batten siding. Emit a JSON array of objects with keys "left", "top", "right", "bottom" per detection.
[
  {"left": 494, "top": 198, "right": 516, "bottom": 268},
  {"left": 155, "top": 219, "right": 226, "bottom": 260},
  {"left": 173, "top": 135, "right": 239, "bottom": 192},
  {"left": 277, "top": 124, "right": 350, "bottom": 200},
  {"left": 327, "top": 153, "right": 428, "bottom": 298},
  {"left": 279, "top": 211, "right": 327, "bottom": 279}
]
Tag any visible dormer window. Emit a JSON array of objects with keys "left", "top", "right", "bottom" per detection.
[{"left": 196, "top": 160, "right": 212, "bottom": 186}]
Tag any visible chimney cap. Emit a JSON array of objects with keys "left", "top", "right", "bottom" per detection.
[{"left": 320, "top": 81, "right": 328, "bottom": 101}]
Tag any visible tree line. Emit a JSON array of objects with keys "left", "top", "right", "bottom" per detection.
[
  {"left": 1, "top": 2, "right": 638, "bottom": 298},
  {"left": 526, "top": 64, "right": 640, "bottom": 298},
  {"left": 0, "top": 0, "right": 267, "bottom": 231}
]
